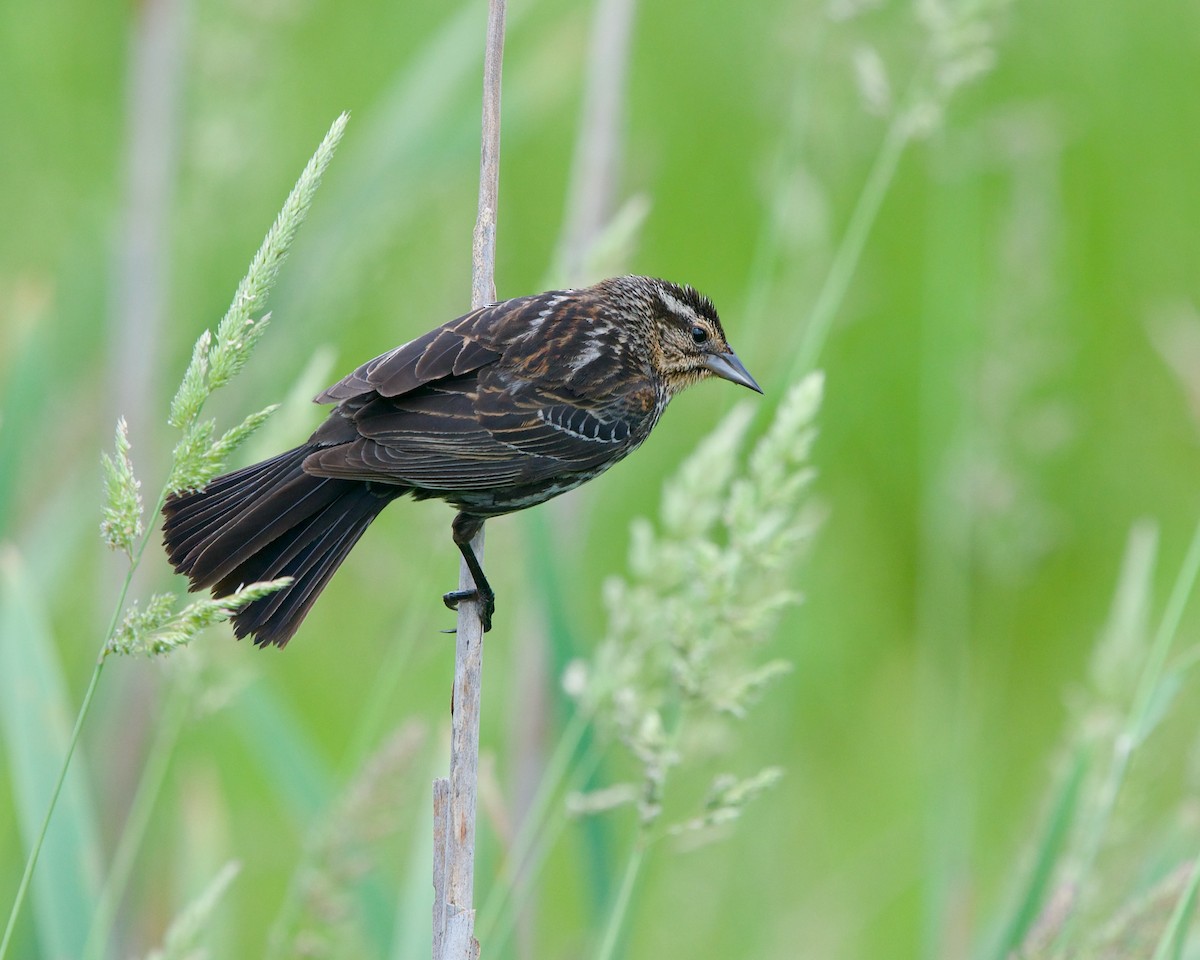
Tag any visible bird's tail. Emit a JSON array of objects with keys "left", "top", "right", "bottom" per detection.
[{"left": 162, "top": 446, "right": 399, "bottom": 647}]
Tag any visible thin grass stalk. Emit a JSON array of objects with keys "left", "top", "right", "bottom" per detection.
[
  {"left": 81, "top": 668, "right": 195, "bottom": 960},
  {"left": 477, "top": 713, "right": 606, "bottom": 948},
  {"left": 1055, "top": 518, "right": 1200, "bottom": 952},
  {"left": 475, "top": 708, "right": 589, "bottom": 939},
  {"left": 786, "top": 67, "right": 922, "bottom": 381},
  {"left": 528, "top": 0, "right": 644, "bottom": 932},
  {"left": 1149, "top": 856, "right": 1200, "bottom": 960},
  {"left": 982, "top": 747, "right": 1089, "bottom": 960},
  {"left": 2, "top": 113, "right": 345, "bottom": 960},
  {"left": 433, "top": 2, "right": 505, "bottom": 957},
  {"left": 264, "top": 592, "right": 426, "bottom": 960},
  {"left": 112, "top": 0, "right": 184, "bottom": 463},
  {"left": 486, "top": 745, "right": 608, "bottom": 956},
  {"left": 1130, "top": 519, "right": 1200, "bottom": 740},
  {"left": 517, "top": 487, "right": 615, "bottom": 919},
  {"left": 0, "top": 661, "right": 103, "bottom": 960},
  {"left": 0, "top": 484, "right": 165, "bottom": 960},
  {"left": 738, "top": 21, "right": 828, "bottom": 337},
  {"left": 594, "top": 843, "right": 645, "bottom": 960},
  {"left": 555, "top": 0, "right": 637, "bottom": 282}
]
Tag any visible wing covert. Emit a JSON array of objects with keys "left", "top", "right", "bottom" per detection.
[{"left": 313, "top": 306, "right": 502, "bottom": 403}]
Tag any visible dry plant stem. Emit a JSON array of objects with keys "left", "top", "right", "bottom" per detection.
[
  {"left": 470, "top": 0, "right": 504, "bottom": 312},
  {"left": 433, "top": 1, "right": 505, "bottom": 958},
  {"left": 432, "top": 779, "right": 451, "bottom": 960}
]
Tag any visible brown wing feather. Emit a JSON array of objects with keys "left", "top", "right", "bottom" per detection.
[
  {"left": 304, "top": 369, "right": 657, "bottom": 491},
  {"left": 314, "top": 306, "right": 502, "bottom": 403}
]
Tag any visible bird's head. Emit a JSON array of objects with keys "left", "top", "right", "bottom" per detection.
[{"left": 606, "top": 276, "right": 762, "bottom": 397}]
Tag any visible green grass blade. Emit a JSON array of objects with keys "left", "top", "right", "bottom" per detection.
[
  {"left": 1132, "top": 517, "right": 1200, "bottom": 744},
  {"left": 0, "top": 547, "right": 101, "bottom": 959},
  {"left": 981, "top": 745, "right": 1089, "bottom": 960},
  {"left": 521, "top": 508, "right": 614, "bottom": 915},
  {"left": 82, "top": 674, "right": 196, "bottom": 960},
  {"left": 1150, "top": 857, "right": 1200, "bottom": 960}
]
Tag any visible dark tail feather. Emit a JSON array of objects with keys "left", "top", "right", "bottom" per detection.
[{"left": 162, "top": 446, "right": 400, "bottom": 647}]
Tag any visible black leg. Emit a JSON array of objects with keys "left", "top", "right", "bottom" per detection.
[{"left": 442, "top": 513, "right": 494, "bottom": 632}]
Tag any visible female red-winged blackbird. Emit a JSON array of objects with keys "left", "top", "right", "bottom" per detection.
[{"left": 162, "top": 275, "right": 761, "bottom": 647}]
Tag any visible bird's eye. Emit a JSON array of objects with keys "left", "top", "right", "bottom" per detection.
[{"left": 690, "top": 325, "right": 708, "bottom": 345}]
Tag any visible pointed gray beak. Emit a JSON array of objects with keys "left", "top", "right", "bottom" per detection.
[{"left": 704, "top": 351, "right": 763, "bottom": 394}]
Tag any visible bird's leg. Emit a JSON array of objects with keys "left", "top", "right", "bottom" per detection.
[
  {"left": 448, "top": 539, "right": 494, "bottom": 632},
  {"left": 442, "top": 513, "right": 494, "bottom": 632}
]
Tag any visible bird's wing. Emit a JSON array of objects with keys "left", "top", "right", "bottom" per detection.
[
  {"left": 314, "top": 294, "right": 560, "bottom": 403},
  {"left": 314, "top": 310, "right": 501, "bottom": 402},
  {"left": 303, "top": 367, "right": 657, "bottom": 491}
]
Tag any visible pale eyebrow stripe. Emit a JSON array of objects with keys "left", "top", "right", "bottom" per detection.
[{"left": 657, "top": 289, "right": 698, "bottom": 323}]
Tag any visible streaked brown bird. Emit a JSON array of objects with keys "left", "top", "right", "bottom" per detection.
[{"left": 162, "top": 275, "right": 762, "bottom": 647}]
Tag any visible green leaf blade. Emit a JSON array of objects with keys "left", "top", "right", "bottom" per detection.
[{"left": 0, "top": 548, "right": 102, "bottom": 959}]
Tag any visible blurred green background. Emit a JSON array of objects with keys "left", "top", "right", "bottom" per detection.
[{"left": 3, "top": 0, "right": 1200, "bottom": 957}]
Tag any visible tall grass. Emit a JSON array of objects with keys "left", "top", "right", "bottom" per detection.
[
  {"left": 1, "top": 0, "right": 1199, "bottom": 958},
  {"left": 0, "top": 113, "right": 347, "bottom": 960}
]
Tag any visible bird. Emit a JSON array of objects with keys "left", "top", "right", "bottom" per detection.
[{"left": 161, "top": 275, "right": 762, "bottom": 647}]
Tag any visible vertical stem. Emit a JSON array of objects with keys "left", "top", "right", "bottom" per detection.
[
  {"left": 2, "top": 0, "right": 182, "bottom": 942},
  {"left": 434, "top": 2, "right": 506, "bottom": 958},
  {"left": 0, "top": 656, "right": 106, "bottom": 960},
  {"left": 594, "top": 842, "right": 645, "bottom": 960},
  {"left": 432, "top": 779, "right": 451, "bottom": 960},
  {"left": 112, "top": 0, "right": 184, "bottom": 464},
  {"left": 1054, "top": 518, "right": 1200, "bottom": 953},
  {"left": 787, "top": 108, "right": 912, "bottom": 381},
  {"left": 471, "top": 0, "right": 506, "bottom": 311},
  {"left": 0, "top": 487, "right": 167, "bottom": 960},
  {"left": 81, "top": 671, "right": 195, "bottom": 960},
  {"left": 476, "top": 708, "right": 590, "bottom": 941}
]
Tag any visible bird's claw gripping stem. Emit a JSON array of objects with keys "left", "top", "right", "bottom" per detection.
[{"left": 442, "top": 586, "right": 495, "bottom": 632}]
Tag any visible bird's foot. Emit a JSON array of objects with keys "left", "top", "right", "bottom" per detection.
[{"left": 442, "top": 587, "right": 494, "bottom": 632}]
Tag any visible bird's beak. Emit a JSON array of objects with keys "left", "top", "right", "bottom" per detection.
[{"left": 704, "top": 351, "right": 763, "bottom": 394}]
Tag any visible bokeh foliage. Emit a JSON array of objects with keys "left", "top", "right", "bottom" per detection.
[{"left": 2, "top": 0, "right": 1200, "bottom": 958}]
